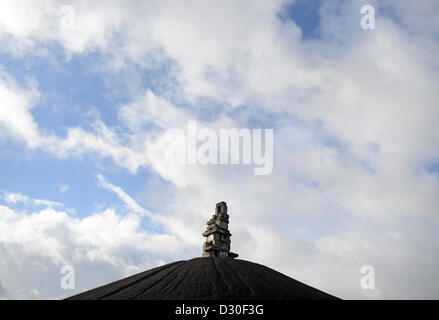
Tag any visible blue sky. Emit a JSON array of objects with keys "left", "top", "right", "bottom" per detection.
[
  {"left": 1, "top": 0, "right": 439, "bottom": 300},
  {"left": 279, "top": 0, "right": 323, "bottom": 40},
  {"left": 0, "top": 44, "right": 161, "bottom": 219},
  {"left": 0, "top": 0, "right": 326, "bottom": 219}
]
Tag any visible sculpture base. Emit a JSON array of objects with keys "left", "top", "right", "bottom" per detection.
[{"left": 202, "top": 251, "right": 239, "bottom": 258}]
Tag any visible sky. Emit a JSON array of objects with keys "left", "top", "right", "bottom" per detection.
[{"left": 0, "top": 0, "right": 439, "bottom": 299}]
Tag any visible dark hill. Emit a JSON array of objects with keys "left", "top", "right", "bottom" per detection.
[{"left": 67, "top": 258, "right": 338, "bottom": 300}]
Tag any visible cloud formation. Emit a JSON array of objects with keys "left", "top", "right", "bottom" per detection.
[{"left": 0, "top": 180, "right": 190, "bottom": 299}]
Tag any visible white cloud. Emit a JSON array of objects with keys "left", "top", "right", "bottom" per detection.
[
  {"left": 0, "top": 0, "right": 129, "bottom": 55},
  {"left": 2, "top": 191, "right": 70, "bottom": 211},
  {"left": 0, "top": 69, "right": 150, "bottom": 172},
  {"left": 119, "top": 89, "right": 190, "bottom": 131},
  {"left": 2, "top": 192, "right": 30, "bottom": 205},
  {"left": 0, "top": 186, "right": 191, "bottom": 299},
  {"left": 96, "top": 174, "right": 151, "bottom": 218},
  {"left": 0, "top": 68, "right": 41, "bottom": 148},
  {"left": 59, "top": 185, "right": 69, "bottom": 193}
]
